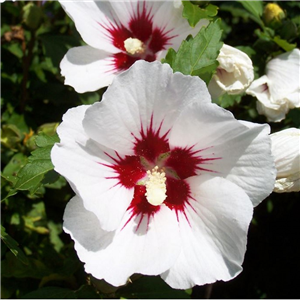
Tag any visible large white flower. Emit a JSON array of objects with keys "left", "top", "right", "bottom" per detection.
[
  {"left": 58, "top": 0, "right": 208, "bottom": 93},
  {"left": 51, "top": 61, "right": 276, "bottom": 289},
  {"left": 270, "top": 128, "right": 300, "bottom": 193},
  {"left": 208, "top": 44, "right": 254, "bottom": 99},
  {"left": 246, "top": 49, "right": 300, "bottom": 122}
]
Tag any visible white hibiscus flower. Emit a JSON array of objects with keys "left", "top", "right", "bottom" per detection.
[
  {"left": 51, "top": 61, "right": 276, "bottom": 289},
  {"left": 58, "top": 0, "right": 208, "bottom": 93},
  {"left": 208, "top": 44, "right": 254, "bottom": 99},
  {"left": 270, "top": 128, "right": 300, "bottom": 193},
  {"left": 246, "top": 49, "right": 300, "bottom": 122}
]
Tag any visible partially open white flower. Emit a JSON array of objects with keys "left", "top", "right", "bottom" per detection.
[
  {"left": 58, "top": 0, "right": 208, "bottom": 93},
  {"left": 246, "top": 49, "right": 300, "bottom": 122},
  {"left": 270, "top": 128, "right": 300, "bottom": 193},
  {"left": 208, "top": 44, "right": 254, "bottom": 99},
  {"left": 51, "top": 61, "right": 275, "bottom": 289}
]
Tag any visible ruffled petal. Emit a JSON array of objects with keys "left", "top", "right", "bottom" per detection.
[
  {"left": 212, "top": 44, "right": 254, "bottom": 95},
  {"left": 51, "top": 105, "right": 133, "bottom": 231},
  {"left": 63, "top": 196, "right": 181, "bottom": 287},
  {"left": 150, "top": 2, "right": 209, "bottom": 60},
  {"left": 266, "top": 49, "right": 300, "bottom": 102},
  {"left": 83, "top": 60, "right": 211, "bottom": 155},
  {"left": 256, "top": 101, "right": 289, "bottom": 123},
  {"left": 271, "top": 128, "right": 300, "bottom": 177},
  {"left": 60, "top": 46, "right": 116, "bottom": 93},
  {"left": 58, "top": 1, "right": 120, "bottom": 53},
  {"left": 161, "top": 175, "right": 253, "bottom": 289},
  {"left": 225, "top": 120, "right": 276, "bottom": 206},
  {"left": 169, "top": 102, "right": 275, "bottom": 206},
  {"left": 246, "top": 75, "right": 273, "bottom": 105}
]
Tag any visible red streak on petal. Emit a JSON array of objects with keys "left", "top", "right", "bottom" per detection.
[
  {"left": 148, "top": 28, "right": 172, "bottom": 53},
  {"left": 134, "top": 117, "right": 170, "bottom": 163},
  {"left": 165, "top": 177, "right": 190, "bottom": 213},
  {"left": 103, "top": 19, "right": 131, "bottom": 51},
  {"left": 129, "top": 1, "right": 153, "bottom": 42},
  {"left": 123, "top": 185, "right": 160, "bottom": 231},
  {"left": 112, "top": 52, "right": 139, "bottom": 71},
  {"left": 166, "top": 147, "right": 221, "bottom": 179},
  {"left": 104, "top": 152, "right": 146, "bottom": 189}
]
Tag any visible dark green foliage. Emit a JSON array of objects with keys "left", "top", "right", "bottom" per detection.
[{"left": 1, "top": 1, "right": 299, "bottom": 299}]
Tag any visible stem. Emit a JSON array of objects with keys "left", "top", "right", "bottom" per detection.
[
  {"left": 20, "top": 29, "right": 35, "bottom": 112},
  {"left": 204, "top": 283, "right": 213, "bottom": 299}
]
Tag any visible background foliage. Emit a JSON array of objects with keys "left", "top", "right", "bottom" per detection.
[{"left": 1, "top": 1, "right": 299, "bottom": 298}]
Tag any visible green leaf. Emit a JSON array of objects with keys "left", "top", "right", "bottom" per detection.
[
  {"left": 13, "top": 132, "right": 59, "bottom": 193},
  {"left": 162, "top": 19, "right": 223, "bottom": 84},
  {"left": 214, "top": 93, "right": 242, "bottom": 109},
  {"left": 273, "top": 36, "right": 297, "bottom": 52},
  {"left": 2, "top": 153, "right": 28, "bottom": 185},
  {"left": 35, "top": 132, "right": 59, "bottom": 148},
  {"left": 1, "top": 225, "right": 29, "bottom": 265},
  {"left": 238, "top": 1, "right": 263, "bottom": 19},
  {"left": 182, "top": 1, "right": 218, "bottom": 27}
]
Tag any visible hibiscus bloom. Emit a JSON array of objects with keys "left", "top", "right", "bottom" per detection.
[
  {"left": 59, "top": 0, "right": 208, "bottom": 93},
  {"left": 51, "top": 61, "right": 276, "bottom": 289},
  {"left": 208, "top": 44, "right": 254, "bottom": 99},
  {"left": 246, "top": 49, "right": 300, "bottom": 122},
  {"left": 270, "top": 128, "right": 300, "bottom": 193}
]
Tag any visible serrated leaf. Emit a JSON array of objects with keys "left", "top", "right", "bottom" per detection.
[
  {"left": 182, "top": 1, "right": 218, "bottom": 27},
  {"left": 238, "top": 1, "right": 263, "bottom": 19},
  {"left": 163, "top": 19, "right": 223, "bottom": 84},
  {"left": 13, "top": 133, "right": 57, "bottom": 192},
  {"left": 1, "top": 225, "right": 29, "bottom": 265},
  {"left": 273, "top": 36, "right": 296, "bottom": 52},
  {"left": 35, "top": 132, "right": 59, "bottom": 148},
  {"left": 14, "top": 157, "right": 53, "bottom": 191}
]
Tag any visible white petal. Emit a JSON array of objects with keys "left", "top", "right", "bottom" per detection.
[
  {"left": 256, "top": 101, "right": 289, "bottom": 123},
  {"left": 60, "top": 46, "right": 116, "bottom": 93},
  {"left": 271, "top": 128, "right": 300, "bottom": 193},
  {"left": 161, "top": 175, "right": 253, "bottom": 289},
  {"left": 274, "top": 177, "right": 300, "bottom": 193},
  {"left": 246, "top": 75, "right": 290, "bottom": 122},
  {"left": 58, "top": 1, "right": 120, "bottom": 53},
  {"left": 51, "top": 105, "right": 133, "bottom": 231},
  {"left": 207, "top": 75, "right": 225, "bottom": 99},
  {"left": 169, "top": 102, "right": 275, "bottom": 206},
  {"left": 64, "top": 196, "right": 181, "bottom": 287},
  {"left": 213, "top": 44, "right": 254, "bottom": 95},
  {"left": 226, "top": 120, "right": 276, "bottom": 206},
  {"left": 83, "top": 60, "right": 211, "bottom": 155},
  {"left": 150, "top": 2, "right": 209, "bottom": 60},
  {"left": 271, "top": 128, "right": 300, "bottom": 177},
  {"left": 246, "top": 75, "right": 273, "bottom": 105},
  {"left": 266, "top": 49, "right": 300, "bottom": 103}
]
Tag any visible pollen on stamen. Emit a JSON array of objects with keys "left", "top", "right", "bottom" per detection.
[
  {"left": 145, "top": 166, "right": 167, "bottom": 206},
  {"left": 124, "top": 37, "right": 145, "bottom": 55}
]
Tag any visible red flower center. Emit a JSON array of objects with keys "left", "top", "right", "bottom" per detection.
[
  {"left": 102, "top": 2, "right": 176, "bottom": 71},
  {"left": 102, "top": 116, "right": 220, "bottom": 229}
]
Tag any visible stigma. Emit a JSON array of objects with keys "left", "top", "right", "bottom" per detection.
[
  {"left": 124, "top": 37, "right": 145, "bottom": 55},
  {"left": 145, "top": 166, "right": 167, "bottom": 206}
]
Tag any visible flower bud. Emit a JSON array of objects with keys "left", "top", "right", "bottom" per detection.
[
  {"left": 23, "top": 2, "right": 43, "bottom": 30},
  {"left": 263, "top": 3, "right": 285, "bottom": 28},
  {"left": 208, "top": 44, "right": 254, "bottom": 99},
  {"left": 270, "top": 128, "right": 300, "bottom": 193}
]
